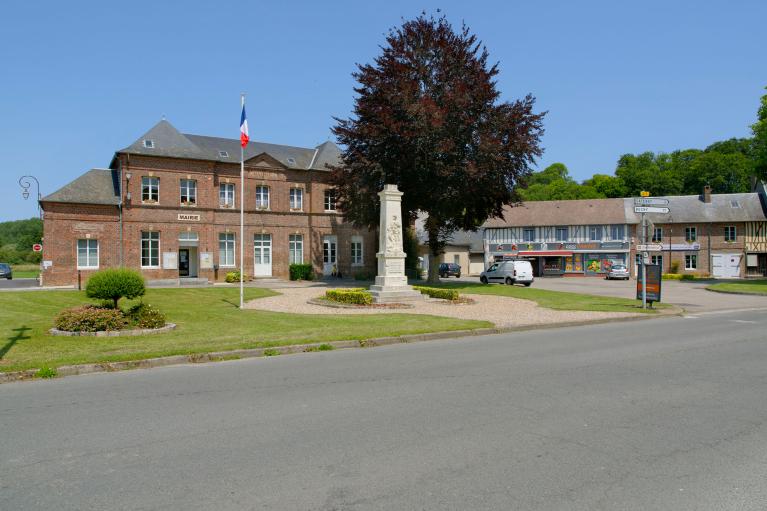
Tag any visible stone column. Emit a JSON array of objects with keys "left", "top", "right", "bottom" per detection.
[{"left": 369, "top": 184, "right": 423, "bottom": 303}]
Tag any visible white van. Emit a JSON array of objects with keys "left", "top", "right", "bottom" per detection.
[{"left": 480, "top": 260, "right": 534, "bottom": 286}]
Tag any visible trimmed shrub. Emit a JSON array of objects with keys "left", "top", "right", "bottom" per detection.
[
  {"left": 325, "top": 288, "right": 373, "bottom": 305},
  {"left": 669, "top": 261, "right": 680, "bottom": 274},
  {"left": 413, "top": 286, "right": 460, "bottom": 301},
  {"left": 86, "top": 268, "right": 145, "bottom": 308},
  {"left": 55, "top": 305, "right": 127, "bottom": 332},
  {"left": 225, "top": 270, "right": 249, "bottom": 283},
  {"left": 662, "top": 273, "right": 683, "bottom": 280},
  {"left": 289, "top": 264, "right": 314, "bottom": 281},
  {"left": 353, "top": 269, "right": 374, "bottom": 281},
  {"left": 126, "top": 303, "right": 167, "bottom": 329}
]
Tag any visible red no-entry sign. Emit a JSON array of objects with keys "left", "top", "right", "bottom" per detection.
[{"left": 32, "top": 243, "right": 43, "bottom": 252}]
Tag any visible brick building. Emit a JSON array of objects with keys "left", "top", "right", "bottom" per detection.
[{"left": 40, "top": 120, "right": 376, "bottom": 286}]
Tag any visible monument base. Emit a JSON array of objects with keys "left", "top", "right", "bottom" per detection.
[{"left": 369, "top": 284, "right": 424, "bottom": 304}]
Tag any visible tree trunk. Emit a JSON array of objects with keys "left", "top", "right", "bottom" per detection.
[{"left": 426, "top": 226, "right": 443, "bottom": 284}]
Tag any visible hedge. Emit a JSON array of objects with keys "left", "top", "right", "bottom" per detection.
[
  {"left": 55, "top": 305, "right": 127, "bottom": 332},
  {"left": 85, "top": 268, "right": 145, "bottom": 308},
  {"left": 325, "top": 288, "right": 373, "bottom": 305},
  {"left": 289, "top": 264, "right": 314, "bottom": 281},
  {"left": 225, "top": 270, "right": 249, "bottom": 283},
  {"left": 413, "top": 286, "right": 460, "bottom": 301}
]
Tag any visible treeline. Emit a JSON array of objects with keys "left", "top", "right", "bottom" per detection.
[
  {"left": 521, "top": 89, "right": 767, "bottom": 201},
  {"left": 0, "top": 218, "right": 43, "bottom": 264}
]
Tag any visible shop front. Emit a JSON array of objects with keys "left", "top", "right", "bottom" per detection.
[{"left": 487, "top": 242, "right": 629, "bottom": 278}]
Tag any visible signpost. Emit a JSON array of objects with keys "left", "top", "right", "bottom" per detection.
[{"left": 634, "top": 195, "right": 671, "bottom": 309}]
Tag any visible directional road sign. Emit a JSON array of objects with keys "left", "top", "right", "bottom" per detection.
[
  {"left": 634, "top": 206, "right": 670, "bottom": 214},
  {"left": 637, "top": 244, "right": 663, "bottom": 252},
  {"left": 634, "top": 197, "right": 670, "bottom": 206}
]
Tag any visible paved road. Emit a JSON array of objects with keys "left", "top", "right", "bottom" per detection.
[
  {"left": 0, "top": 278, "right": 39, "bottom": 290},
  {"left": 3, "top": 311, "right": 767, "bottom": 510}
]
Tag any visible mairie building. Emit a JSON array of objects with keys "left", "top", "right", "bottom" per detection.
[{"left": 40, "top": 120, "right": 376, "bottom": 286}]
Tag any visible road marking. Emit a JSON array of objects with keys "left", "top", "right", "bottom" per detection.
[{"left": 729, "top": 319, "right": 757, "bottom": 324}]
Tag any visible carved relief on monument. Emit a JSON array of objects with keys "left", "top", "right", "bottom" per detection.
[{"left": 385, "top": 215, "right": 403, "bottom": 254}]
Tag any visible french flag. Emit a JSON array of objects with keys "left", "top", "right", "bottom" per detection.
[{"left": 240, "top": 105, "right": 249, "bottom": 148}]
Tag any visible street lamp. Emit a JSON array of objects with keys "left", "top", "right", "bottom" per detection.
[{"left": 18, "top": 175, "right": 42, "bottom": 219}]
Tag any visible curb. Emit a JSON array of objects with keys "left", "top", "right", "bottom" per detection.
[
  {"left": 704, "top": 287, "right": 767, "bottom": 297},
  {"left": 0, "top": 307, "right": 683, "bottom": 385},
  {"left": 49, "top": 323, "right": 177, "bottom": 337}
]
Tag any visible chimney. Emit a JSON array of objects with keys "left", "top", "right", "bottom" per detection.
[{"left": 703, "top": 185, "right": 711, "bottom": 203}]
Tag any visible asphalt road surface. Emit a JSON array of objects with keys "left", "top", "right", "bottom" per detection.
[
  {"left": 2, "top": 310, "right": 767, "bottom": 510},
  {"left": 0, "top": 278, "right": 39, "bottom": 290}
]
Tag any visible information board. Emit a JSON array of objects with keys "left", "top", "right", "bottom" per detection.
[{"left": 636, "top": 264, "right": 662, "bottom": 303}]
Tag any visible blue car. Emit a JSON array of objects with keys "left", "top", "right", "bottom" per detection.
[{"left": 0, "top": 263, "right": 12, "bottom": 280}]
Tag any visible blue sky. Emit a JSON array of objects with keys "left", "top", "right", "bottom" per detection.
[{"left": 1, "top": 0, "right": 764, "bottom": 221}]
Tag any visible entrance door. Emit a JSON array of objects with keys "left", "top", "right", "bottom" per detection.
[
  {"left": 254, "top": 234, "right": 272, "bottom": 277},
  {"left": 323, "top": 236, "right": 337, "bottom": 276},
  {"left": 179, "top": 249, "right": 189, "bottom": 277}
]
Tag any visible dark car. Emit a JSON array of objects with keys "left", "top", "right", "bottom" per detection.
[
  {"left": 439, "top": 262, "right": 461, "bottom": 278},
  {"left": 0, "top": 263, "right": 12, "bottom": 280}
]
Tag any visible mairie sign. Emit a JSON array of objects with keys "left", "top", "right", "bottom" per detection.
[{"left": 634, "top": 197, "right": 670, "bottom": 206}]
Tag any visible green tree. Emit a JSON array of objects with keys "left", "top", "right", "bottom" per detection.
[
  {"left": 752, "top": 87, "right": 767, "bottom": 181},
  {"left": 582, "top": 174, "right": 627, "bottom": 198},
  {"left": 330, "top": 13, "right": 545, "bottom": 283}
]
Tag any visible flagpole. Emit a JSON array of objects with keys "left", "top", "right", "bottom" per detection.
[{"left": 239, "top": 93, "right": 245, "bottom": 309}]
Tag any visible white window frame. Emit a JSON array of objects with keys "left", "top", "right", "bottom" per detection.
[
  {"left": 650, "top": 255, "right": 663, "bottom": 266},
  {"left": 141, "top": 176, "right": 159, "bottom": 203},
  {"left": 351, "top": 236, "right": 363, "bottom": 265},
  {"left": 611, "top": 225, "right": 625, "bottom": 240},
  {"left": 724, "top": 225, "right": 736, "bottom": 242},
  {"left": 141, "top": 231, "right": 160, "bottom": 268},
  {"left": 289, "top": 234, "right": 303, "bottom": 264},
  {"left": 685, "top": 226, "right": 697, "bottom": 243},
  {"left": 652, "top": 227, "right": 663, "bottom": 243},
  {"left": 76, "top": 239, "right": 99, "bottom": 269},
  {"left": 523, "top": 227, "right": 535, "bottom": 242},
  {"left": 589, "top": 225, "right": 603, "bottom": 241},
  {"left": 219, "top": 232, "right": 236, "bottom": 267},
  {"left": 685, "top": 254, "right": 697, "bottom": 270},
  {"left": 555, "top": 227, "right": 568, "bottom": 242},
  {"left": 289, "top": 188, "right": 303, "bottom": 211},
  {"left": 219, "top": 183, "right": 235, "bottom": 209},
  {"left": 324, "top": 189, "right": 337, "bottom": 211},
  {"left": 256, "top": 185, "right": 270, "bottom": 210},
  {"left": 180, "top": 179, "right": 197, "bottom": 206}
]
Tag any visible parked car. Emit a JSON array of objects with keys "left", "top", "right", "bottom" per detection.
[
  {"left": 606, "top": 264, "right": 630, "bottom": 280},
  {"left": 439, "top": 263, "right": 461, "bottom": 278},
  {"left": 480, "top": 260, "right": 534, "bottom": 286},
  {"left": 0, "top": 263, "right": 12, "bottom": 280}
]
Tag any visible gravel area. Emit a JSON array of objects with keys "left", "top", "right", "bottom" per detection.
[{"left": 244, "top": 288, "right": 638, "bottom": 328}]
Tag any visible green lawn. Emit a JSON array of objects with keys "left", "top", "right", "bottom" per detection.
[
  {"left": 0, "top": 287, "right": 489, "bottom": 373},
  {"left": 425, "top": 281, "right": 666, "bottom": 314},
  {"left": 707, "top": 280, "right": 767, "bottom": 295}
]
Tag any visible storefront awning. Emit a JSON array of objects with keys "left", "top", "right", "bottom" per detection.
[{"left": 518, "top": 251, "right": 573, "bottom": 256}]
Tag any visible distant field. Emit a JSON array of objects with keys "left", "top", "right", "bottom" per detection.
[{"left": 10, "top": 264, "right": 39, "bottom": 279}]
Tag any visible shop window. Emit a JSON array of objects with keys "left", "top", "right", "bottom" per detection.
[
  {"left": 219, "top": 233, "right": 235, "bottom": 267},
  {"left": 523, "top": 227, "right": 535, "bottom": 242},
  {"left": 219, "top": 183, "right": 235, "bottom": 208},
  {"left": 724, "top": 226, "right": 736, "bottom": 242},
  {"left": 142, "top": 177, "right": 159, "bottom": 203},
  {"left": 685, "top": 227, "right": 697, "bottom": 242},
  {"left": 685, "top": 254, "right": 697, "bottom": 270},
  {"left": 555, "top": 227, "right": 568, "bottom": 242},
  {"left": 180, "top": 179, "right": 197, "bottom": 206},
  {"left": 289, "top": 234, "right": 303, "bottom": 264},
  {"left": 255, "top": 185, "right": 270, "bottom": 209},
  {"left": 77, "top": 239, "right": 99, "bottom": 269}
]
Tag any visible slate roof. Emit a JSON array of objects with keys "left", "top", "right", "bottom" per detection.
[
  {"left": 41, "top": 169, "right": 120, "bottom": 206},
  {"left": 414, "top": 214, "right": 484, "bottom": 252},
  {"left": 623, "top": 193, "right": 767, "bottom": 224},
  {"left": 118, "top": 120, "right": 340, "bottom": 170},
  {"left": 483, "top": 198, "right": 628, "bottom": 227}
]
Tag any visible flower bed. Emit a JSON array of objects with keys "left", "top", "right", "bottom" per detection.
[
  {"left": 325, "top": 288, "right": 373, "bottom": 305},
  {"left": 52, "top": 303, "right": 169, "bottom": 336}
]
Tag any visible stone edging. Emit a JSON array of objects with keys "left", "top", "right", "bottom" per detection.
[
  {"left": 49, "top": 323, "right": 177, "bottom": 337},
  {"left": 0, "top": 307, "right": 682, "bottom": 384}
]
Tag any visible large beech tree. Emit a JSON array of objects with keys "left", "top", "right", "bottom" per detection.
[{"left": 330, "top": 13, "right": 545, "bottom": 282}]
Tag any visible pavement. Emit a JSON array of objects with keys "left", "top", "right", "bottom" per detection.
[
  {"left": 0, "top": 278, "right": 40, "bottom": 290},
  {"left": 2, "top": 309, "right": 767, "bottom": 510}
]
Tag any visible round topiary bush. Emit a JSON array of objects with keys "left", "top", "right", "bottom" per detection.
[
  {"left": 126, "top": 303, "right": 166, "bottom": 329},
  {"left": 85, "top": 268, "right": 146, "bottom": 308}
]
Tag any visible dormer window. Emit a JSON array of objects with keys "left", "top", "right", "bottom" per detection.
[
  {"left": 219, "top": 151, "right": 229, "bottom": 158},
  {"left": 287, "top": 157, "right": 296, "bottom": 165},
  {"left": 143, "top": 139, "right": 154, "bottom": 148}
]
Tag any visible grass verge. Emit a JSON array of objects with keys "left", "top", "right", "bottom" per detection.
[
  {"left": 0, "top": 287, "right": 489, "bottom": 373},
  {"left": 706, "top": 280, "right": 767, "bottom": 295},
  {"left": 11, "top": 264, "right": 40, "bottom": 279},
  {"left": 425, "top": 281, "right": 667, "bottom": 314}
]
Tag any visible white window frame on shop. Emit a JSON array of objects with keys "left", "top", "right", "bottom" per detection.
[
  {"left": 219, "top": 232, "right": 235, "bottom": 267},
  {"left": 555, "top": 227, "right": 568, "bottom": 242},
  {"left": 289, "top": 234, "right": 303, "bottom": 264},
  {"left": 685, "top": 226, "right": 697, "bottom": 242},
  {"left": 589, "top": 225, "right": 603, "bottom": 241},
  {"left": 523, "top": 227, "right": 535, "bottom": 242},
  {"left": 180, "top": 179, "right": 197, "bottom": 206},
  {"left": 685, "top": 254, "right": 697, "bottom": 270},
  {"left": 289, "top": 188, "right": 303, "bottom": 210},
  {"left": 324, "top": 189, "right": 337, "bottom": 211},
  {"left": 219, "top": 183, "right": 235, "bottom": 208},
  {"left": 256, "top": 185, "right": 270, "bottom": 210},
  {"left": 351, "top": 236, "right": 364, "bottom": 265},
  {"left": 77, "top": 239, "right": 99, "bottom": 269},
  {"left": 142, "top": 176, "right": 159, "bottom": 203},
  {"left": 610, "top": 225, "right": 625, "bottom": 240},
  {"left": 141, "top": 231, "right": 160, "bottom": 268}
]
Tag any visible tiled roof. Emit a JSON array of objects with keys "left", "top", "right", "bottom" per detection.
[
  {"left": 483, "top": 198, "right": 628, "bottom": 227},
  {"left": 623, "top": 194, "right": 767, "bottom": 224},
  {"left": 41, "top": 169, "right": 119, "bottom": 206}
]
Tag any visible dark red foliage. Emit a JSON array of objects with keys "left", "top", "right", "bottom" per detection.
[{"left": 330, "top": 13, "right": 545, "bottom": 258}]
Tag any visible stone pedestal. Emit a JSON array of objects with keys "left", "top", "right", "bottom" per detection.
[{"left": 369, "top": 184, "right": 424, "bottom": 304}]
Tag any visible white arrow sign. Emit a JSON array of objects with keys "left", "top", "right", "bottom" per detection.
[
  {"left": 637, "top": 244, "right": 663, "bottom": 252},
  {"left": 634, "top": 206, "right": 670, "bottom": 214},
  {"left": 634, "top": 197, "right": 670, "bottom": 206}
]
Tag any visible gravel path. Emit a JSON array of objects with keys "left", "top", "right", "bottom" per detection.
[{"left": 244, "top": 287, "right": 638, "bottom": 328}]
